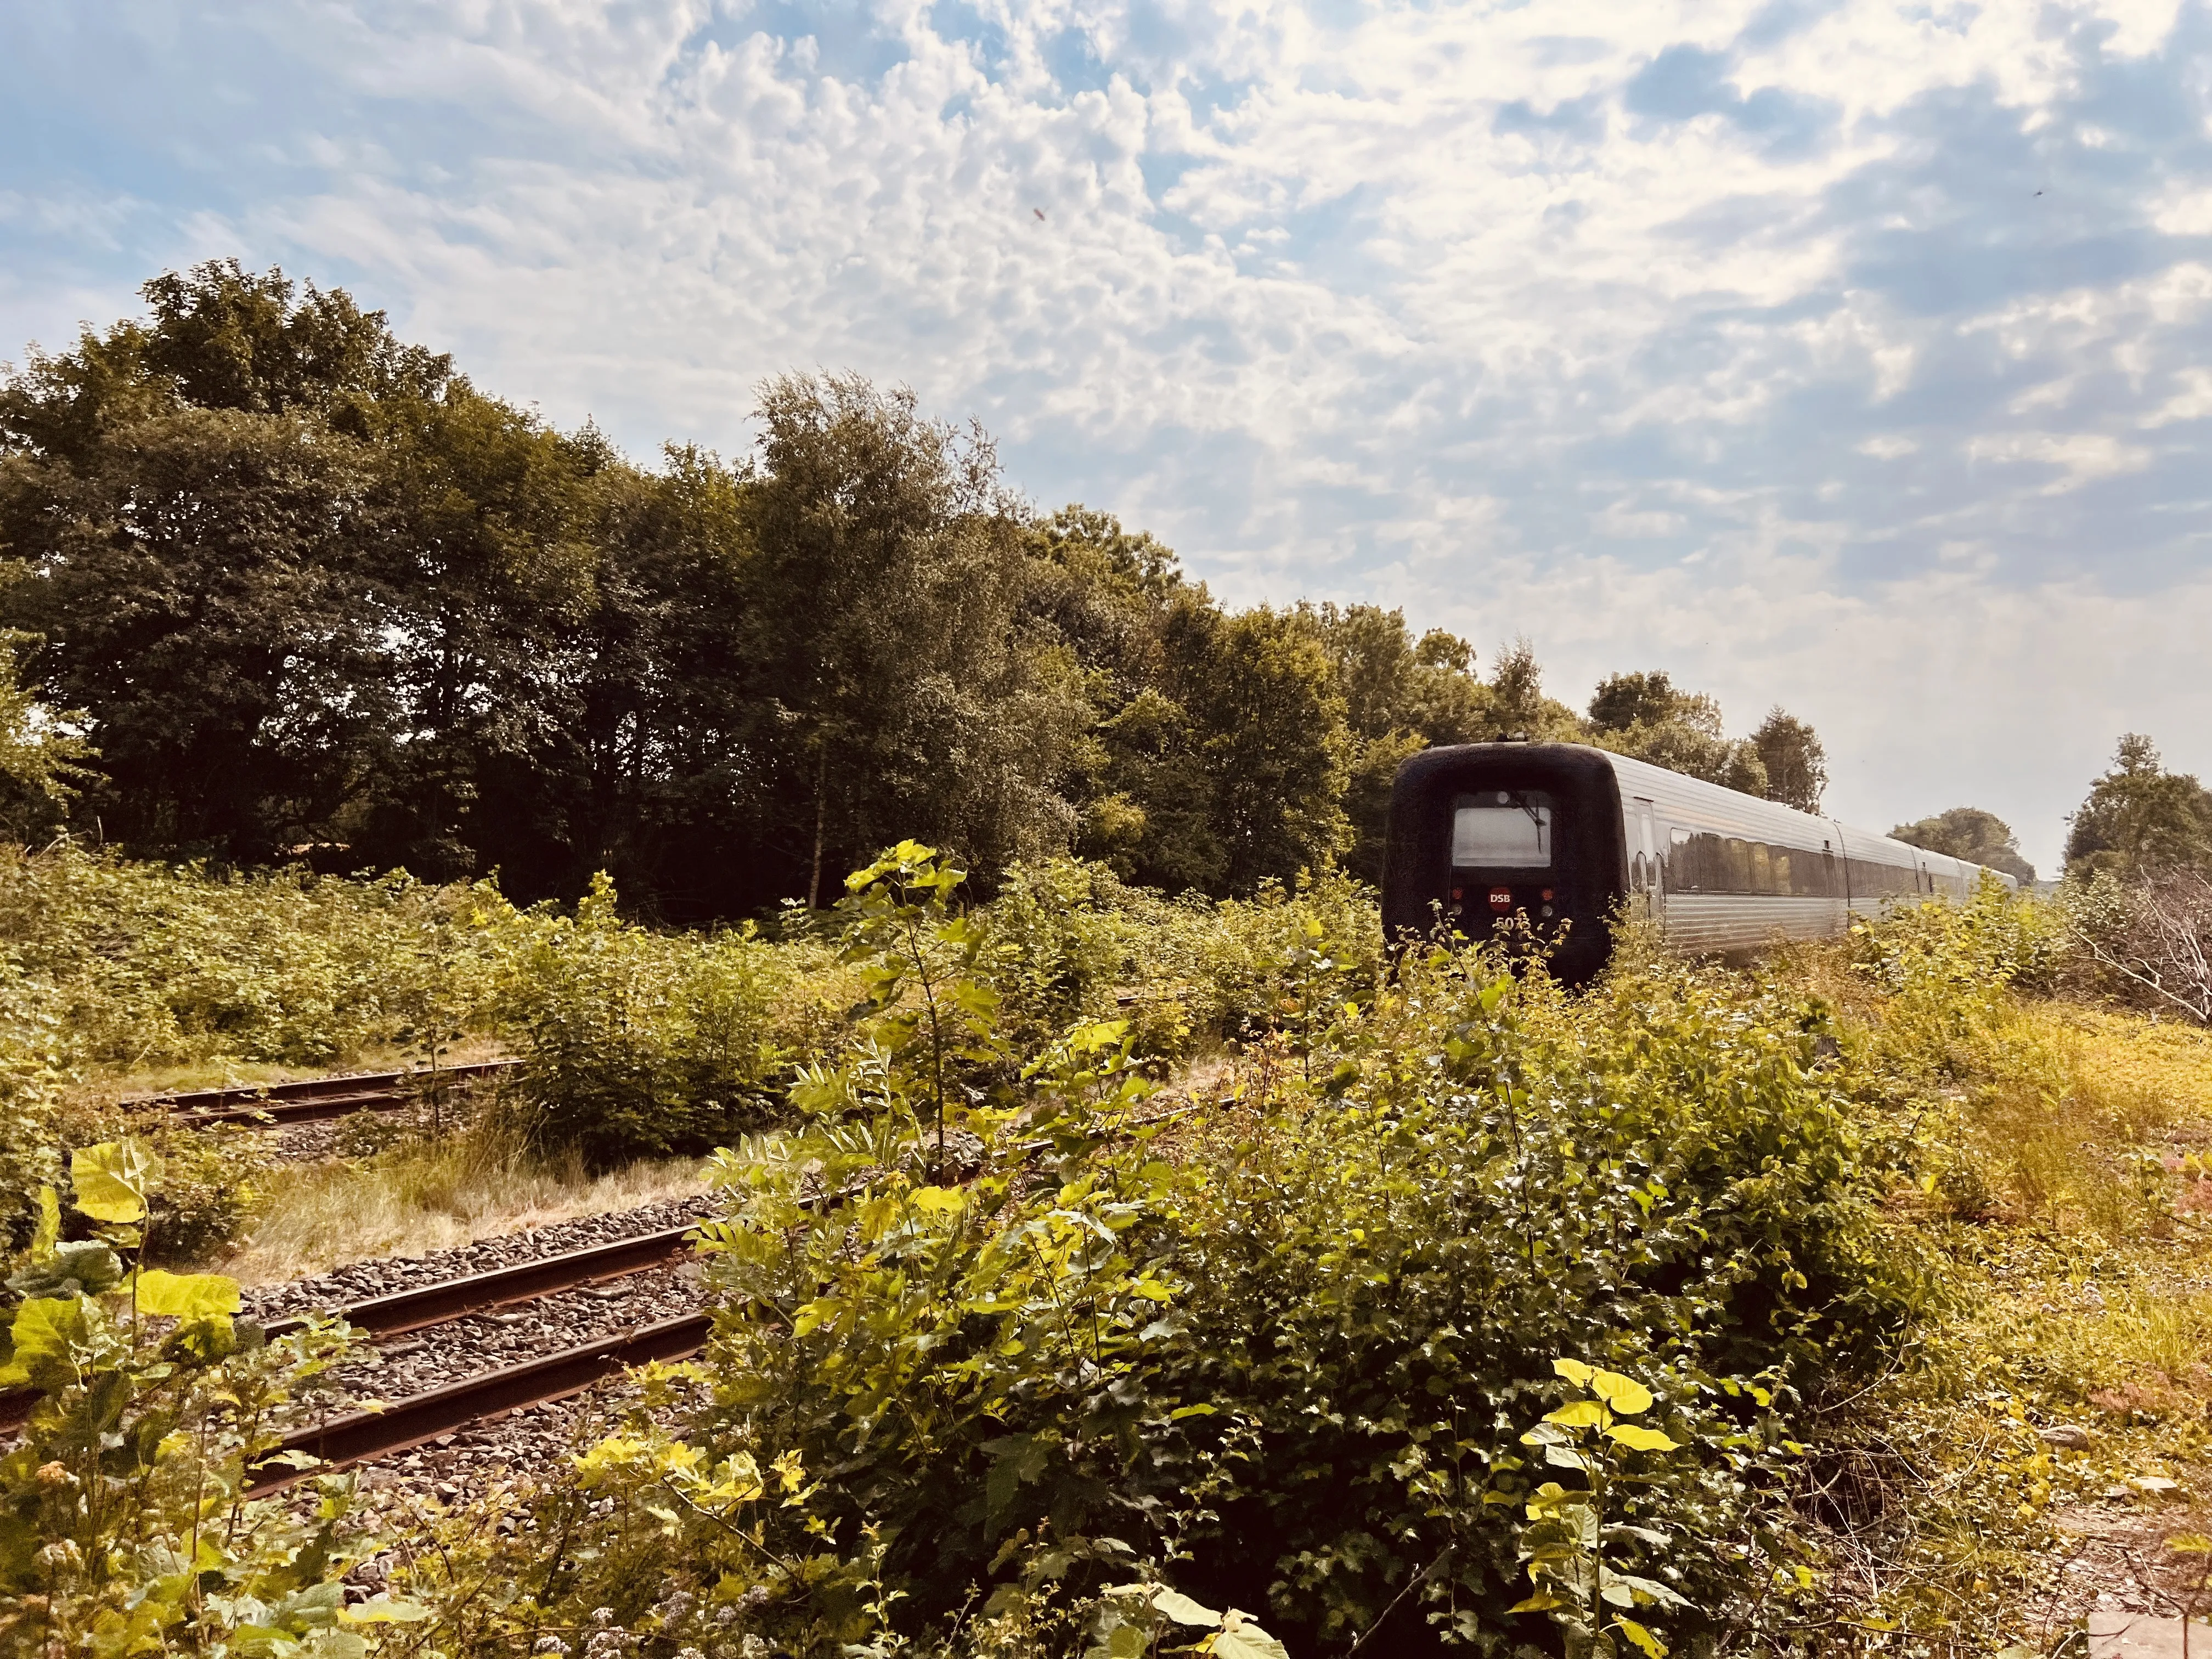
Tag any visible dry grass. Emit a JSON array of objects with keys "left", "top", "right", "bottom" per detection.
[
  {"left": 1954, "top": 1001, "right": 2212, "bottom": 1239},
  {"left": 215, "top": 1114, "right": 710, "bottom": 1286},
  {"left": 1792, "top": 979, "right": 2212, "bottom": 1649}
]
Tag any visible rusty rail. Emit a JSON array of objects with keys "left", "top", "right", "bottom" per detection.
[
  {"left": 0, "top": 1217, "right": 699, "bottom": 1436},
  {"left": 263, "top": 1222, "right": 698, "bottom": 1341},
  {"left": 133, "top": 1060, "right": 521, "bottom": 1126},
  {"left": 247, "top": 1312, "right": 713, "bottom": 1492}
]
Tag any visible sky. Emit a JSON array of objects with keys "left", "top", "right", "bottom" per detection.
[{"left": 4, "top": 0, "right": 2210, "bottom": 876}]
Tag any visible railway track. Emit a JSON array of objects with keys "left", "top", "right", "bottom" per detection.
[
  {"left": 0, "top": 1214, "right": 706, "bottom": 1453},
  {"left": 132, "top": 1059, "right": 521, "bottom": 1126},
  {"left": 246, "top": 1312, "right": 712, "bottom": 1493},
  {"left": 4, "top": 1100, "right": 1205, "bottom": 1489}
]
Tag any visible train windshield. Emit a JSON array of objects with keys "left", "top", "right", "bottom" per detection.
[{"left": 1451, "top": 790, "right": 1554, "bottom": 867}]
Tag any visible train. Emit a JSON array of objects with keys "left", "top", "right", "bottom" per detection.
[{"left": 1380, "top": 741, "right": 2016, "bottom": 982}]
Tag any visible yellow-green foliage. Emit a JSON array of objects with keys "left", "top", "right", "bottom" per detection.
[
  {"left": 0, "top": 842, "right": 514, "bottom": 1071},
  {"left": 0, "top": 1143, "right": 382, "bottom": 1657},
  {"left": 490, "top": 873, "right": 850, "bottom": 1168},
  {"left": 978, "top": 856, "right": 1383, "bottom": 1065},
  {"left": 0, "top": 958, "right": 67, "bottom": 1256}
]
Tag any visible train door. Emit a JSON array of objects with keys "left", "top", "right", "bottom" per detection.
[{"left": 1627, "top": 799, "right": 1664, "bottom": 923}]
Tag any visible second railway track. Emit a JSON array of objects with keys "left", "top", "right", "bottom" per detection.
[{"left": 132, "top": 1059, "right": 522, "bottom": 1127}]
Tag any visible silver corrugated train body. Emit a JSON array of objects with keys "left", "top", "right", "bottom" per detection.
[{"left": 1382, "top": 742, "right": 2013, "bottom": 982}]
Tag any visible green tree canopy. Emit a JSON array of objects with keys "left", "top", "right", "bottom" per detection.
[
  {"left": 1583, "top": 669, "right": 1767, "bottom": 795},
  {"left": 1891, "top": 807, "right": 2035, "bottom": 883},
  {"left": 1752, "top": 709, "right": 1829, "bottom": 813},
  {"left": 1310, "top": 603, "right": 1487, "bottom": 881},
  {"left": 2064, "top": 735, "right": 2212, "bottom": 879}
]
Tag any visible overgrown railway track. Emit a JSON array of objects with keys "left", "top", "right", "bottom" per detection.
[
  {"left": 5, "top": 1097, "right": 1203, "bottom": 1488},
  {"left": 132, "top": 1059, "right": 522, "bottom": 1126},
  {"left": 0, "top": 1212, "right": 707, "bottom": 1453},
  {"left": 246, "top": 1312, "right": 712, "bottom": 1493}
]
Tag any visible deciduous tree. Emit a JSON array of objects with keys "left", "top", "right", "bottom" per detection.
[
  {"left": 1892, "top": 807, "right": 2034, "bottom": 882},
  {"left": 2065, "top": 735, "right": 2212, "bottom": 878}
]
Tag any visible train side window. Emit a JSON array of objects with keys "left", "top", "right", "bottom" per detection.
[
  {"left": 1668, "top": 827, "right": 1694, "bottom": 891},
  {"left": 1770, "top": 846, "right": 1792, "bottom": 894},
  {"left": 1723, "top": 837, "right": 1750, "bottom": 890}
]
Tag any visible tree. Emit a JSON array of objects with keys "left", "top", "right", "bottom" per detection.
[
  {"left": 1587, "top": 670, "right": 1687, "bottom": 735},
  {"left": 1752, "top": 709, "right": 1829, "bottom": 812},
  {"left": 2, "top": 407, "right": 401, "bottom": 859},
  {"left": 1310, "top": 603, "right": 1486, "bottom": 882},
  {"left": 1481, "top": 638, "right": 1585, "bottom": 742},
  {"left": 1583, "top": 669, "right": 1765, "bottom": 794},
  {"left": 0, "top": 628, "right": 93, "bottom": 838},
  {"left": 2065, "top": 735, "right": 2212, "bottom": 878},
  {"left": 742, "top": 373, "right": 1078, "bottom": 905},
  {"left": 1166, "top": 604, "right": 1350, "bottom": 893},
  {"left": 1891, "top": 808, "right": 2034, "bottom": 882}
]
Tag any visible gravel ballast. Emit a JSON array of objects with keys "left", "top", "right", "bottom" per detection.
[{"left": 242, "top": 1195, "right": 721, "bottom": 1325}]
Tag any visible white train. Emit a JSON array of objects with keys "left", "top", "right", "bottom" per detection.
[{"left": 1381, "top": 742, "right": 2015, "bottom": 980}]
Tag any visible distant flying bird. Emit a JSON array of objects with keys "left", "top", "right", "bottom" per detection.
[
  {"left": 1034, "top": 207, "right": 1046, "bottom": 220},
  {"left": 2034, "top": 189, "right": 2044, "bottom": 196}
]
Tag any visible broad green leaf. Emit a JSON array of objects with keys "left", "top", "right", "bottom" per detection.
[
  {"left": 1552, "top": 1357, "right": 1595, "bottom": 1386},
  {"left": 1588, "top": 1369, "right": 1654, "bottom": 1415},
  {"left": 985, "top": 1435, "right": 1049, "bottom": 1532},
  {"left": 71, "top": 1139, "right": 162, "bottom": 1225},
  {"left": 1617, "top": 1617, "right": 1669, "bottom": 1656},
  {"left": 1545, "top": 1400, "right": 1607, "bottom": 1428},
  {"left": 1211, "top": 1612, "right": 1291, "bottom": 1659},
  {"left": 908, "top": 1186, "right": 967, "bottom": 1216},
  {"left": 1605, "top": 1572, "right": 1691, "bottom": 1610},
  {"left": 1152, "top": 1588, "right": 1222, "bottom": 1627},
  {"left": 10, "top": 1296, "right": 88, "bottom": 1366},
  {"left": 6, "top": 1238, "right": 125, "bottom": 1300},
  {"left": 1508, "top": 1591, "right": 1565, "bottom": 1613},
  {"left": 131, "top": 1270, "right": 242, "bottom": 1318},
  {"left": 1606, "top": 1424, "right": 1679, "bottom": 1453}
]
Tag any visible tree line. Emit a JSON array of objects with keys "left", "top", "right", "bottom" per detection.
[{"left": 3, "top": 261, "right": 1838, "bottom": 916}]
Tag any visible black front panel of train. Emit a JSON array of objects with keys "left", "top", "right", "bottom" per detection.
[{"left": 1380, "top": 744, "right": 1625, "bottom": 983}]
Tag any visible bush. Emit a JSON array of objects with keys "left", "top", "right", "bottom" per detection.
[
  {"left": 495, "top": 874, "right": 827, "bottom": 1169},
  {"left": 399, "top": 850, "right": 1920, "bottom": 1657},
  {"left": 0, "top": 842, "right": 512, "bottom": 1071},
  {"left": 0, "top": 1140, "right": 382, "bottom": 1656},
  {"left": 0, "top": 956, "right": 66, "bottom": 1262},
  {"left": 978, "top": 856, "right": 1382, "bottom": 1069}
]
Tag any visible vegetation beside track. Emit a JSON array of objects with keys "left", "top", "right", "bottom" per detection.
[{"left": 7, "top": 845, "right": 2212, "bottom": 1655}]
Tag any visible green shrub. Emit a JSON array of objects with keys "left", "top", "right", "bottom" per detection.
[
  {"left": 496, "top": 874, "right": 810, "bottom": 1169},
  {"left": 0, "top": 842, "right": 512, "bottom": 1071},
  {"left": 0, "top": 1141, "right": 383, "bottom": 1656},
  {"left": 404, "top": 850, "right": 1917, "bottom": 1657},
  {"left": 977, "top": 856, "right": 1382, "bottom": 1069},
  {"left": 0, "top": 956, "right": 66, "bottom": 1263}
]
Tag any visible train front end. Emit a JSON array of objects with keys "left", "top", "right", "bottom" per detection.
[{"left": 1380, "top": 743, "right": 1627, "bottom": 983}]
